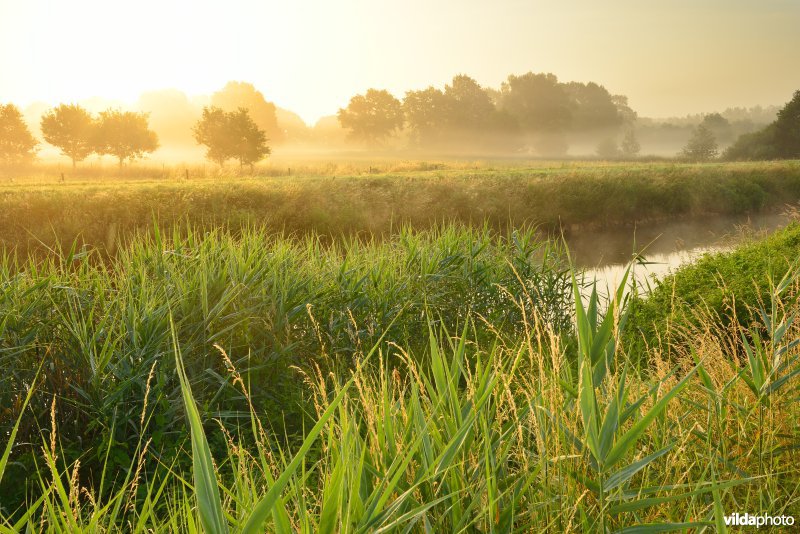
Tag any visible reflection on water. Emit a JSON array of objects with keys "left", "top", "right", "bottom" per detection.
[{"left": 569, "top": 211, "right": 791, "bottom": 297}]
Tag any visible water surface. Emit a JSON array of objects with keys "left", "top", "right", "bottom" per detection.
[{"left": 567, "top": 211, "right": 791, "bottom": 296}]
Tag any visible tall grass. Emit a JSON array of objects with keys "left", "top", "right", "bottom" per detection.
[
  {"left": 2, "top": 219, "right": 800, "bottom": 531},
  {"left": 0, "top": 223, "right": 571, "bottom": 512},
  {"left": 3, "top": 255, "right": 800, "bottom": 531}
]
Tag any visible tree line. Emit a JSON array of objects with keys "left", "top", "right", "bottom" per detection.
[
  {"left": 672, "top": 91, "right": 800, "bottom": 163},
  {"left": 337, "top": 72, "right": 636, "bottom": 154},
  {"left": 0, "top": 104, "right": 159, "bottom": 168},
  {"left": 1, "top": 77, "right": 797, "bottom": 167},
  {"left": 0, "top": 102, "right": 271, "bottom": 170}
]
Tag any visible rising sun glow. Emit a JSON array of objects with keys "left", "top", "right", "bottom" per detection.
[{"left": 1, "top": 0, "right": 799, "bottom": 124}]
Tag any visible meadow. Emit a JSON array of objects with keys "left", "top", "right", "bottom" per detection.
[
  {"left": 1, "top": 160, "right": 800, "bottom": 531},
  {"left": 1, "top": 160, "right": 799, "bottom": 256}
]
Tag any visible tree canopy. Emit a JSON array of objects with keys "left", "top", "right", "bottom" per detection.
[
  {"left": 774, "top": 90, "right": 800, "bottom": 158},
  {"left": 338, "top": 71, "right": 633, "bottom": 154},
  {"left": 444, "top": 75, "right": 497, "bottom": 131},
  {"left": 724, "top": 90, "right": 800, "bottom": 161},
  {"left": 337, "top": 89, "right": 403, "bottom": 146},
  {"left": 403, "top": 86, "right": 449, "bottom": 146},
  {"left": 681, "top": 124, "right": 718, "bottom": 162},
  {"left": 0, "top": 104, "right": 37, "bottom": 164},
  {"left": 193, "top": 106, "right": 270, "bottom": 170},
  {"left": 700, "top": 113, "right": 733, "bottom": 144},
  {"left": 499, "top": 72, "right": 571, "bottom": 134},
  {"left": 211, "top": 82, "right": 284, "bottom": 144},
  {"left": 93, "top": 110, "right": 159, "bottom": 167},
  {"left": 40, "top": 104, "right": 95, "bottom": 168},
  {"left": 564, "top": 81, "right": 624, "bottom": 132}
]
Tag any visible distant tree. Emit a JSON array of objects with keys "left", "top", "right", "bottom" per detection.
[
  {"left": 193, "top": 106, "right": 270, "bottom": 170},
  {"left": 700, "top": 113, "right": 733, "bottom": 144},
  {"left": 611, "top": 95, "right": 638, "bottom": 125},
  {"left": 40, "top": 104, "right": 96, "bottom": 169},
  {"left": 137, "top": 89, "right": 200, "bottom": 148},
  {"left": 403, "top": 86, "right": 449, "bottom": 146},
  {"left": 193, "top": 107, "right": 232, "bottom": 166},
  {"left": 499, "top": 72, "right": 571, "bottom": 134},
  {"left": 443, "top": 75, "right": 497, "bottom": 131},
  {"left": 595, "top": 137, "right": 621, "bottom": 159},
  {"left": 723, "top": 90, "right": 799, "bottom": 161},
  {"left": 564, "top": 81, "right": 623, "bottom": 132},
  {"left": 723, "top": 125, "right": 778, "bottom": 161},
  {"left": 227, "top": 108, "right": 271, "bottom": 170},
  {"left": 337, "top": 89, "right": 403, "bottom": 145},
  {"left": 0, "top": 104, "right": 37, "bottom": 164},
  {"left": 211, "top": 82, "right": 284, "bottom": 144},
  {"left": 275, "top": 107, "right": 311, "bottom": 143},
  {"left": 94, "top": 110, "right": 159, "bottom": 168},
  {"left": 773, "top": 90, "right": 800, "bottom": 158},
  {"left": 681, "top": 124, "right": 718, "bottom": 162},
  {"left": 620, "top": 129, "right": 641, "bottom": 158}
]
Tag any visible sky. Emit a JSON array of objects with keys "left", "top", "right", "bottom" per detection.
[{"left": 1, "top": 0, "right": 799, "bottom": 125}]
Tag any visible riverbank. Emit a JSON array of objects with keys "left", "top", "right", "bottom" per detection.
[{"left": 1, "top": 160, "right": 798, "bottom": 257}]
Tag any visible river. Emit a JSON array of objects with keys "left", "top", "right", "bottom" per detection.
[{"left": 566, "top": 211, "right": 792, "bottom": 297}]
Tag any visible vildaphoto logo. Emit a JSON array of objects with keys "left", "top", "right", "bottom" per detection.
[{"left": 724, "top": 512, "right": 795, "bottom": 528}]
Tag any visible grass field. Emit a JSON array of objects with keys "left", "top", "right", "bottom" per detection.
[
  {"left": 1, "top": 160, "right": 800, "bottom": 531},
  {"left": 1, "top": 160, "right": 799, "bottom": 257}
]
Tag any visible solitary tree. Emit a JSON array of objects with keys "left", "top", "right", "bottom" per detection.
[
  {"left": 0, "top": 104, "right": 37, "bottom": 164},
  {"left": 94, "top": 110, "right": 159, "bottom": 168},
  {"left": 620, "top": 129, "right": 641, "bottom": 158},
  {"left": 40, "top": 104, "right": 96, "bottom": 169},
  {"left": 193, "top": 106, "right": 270, "bottom": 170},
  {"left": 337, "top": 89, "right": 403, "bottom": 145},
  {"left": 681, "top": 124, "right": 718, "bottom": 162}
]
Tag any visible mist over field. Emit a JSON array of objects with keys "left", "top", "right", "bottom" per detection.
[{"left": 10, "top": 79, "right": 787, "bottom": 165}]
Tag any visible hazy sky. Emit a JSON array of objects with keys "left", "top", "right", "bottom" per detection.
[{"left": 1, "top": 0, "right": 799, "bottom": 124}]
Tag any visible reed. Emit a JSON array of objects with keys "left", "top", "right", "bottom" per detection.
[{"left": 2, "top": 216, "right": 800, "bottom": 531}]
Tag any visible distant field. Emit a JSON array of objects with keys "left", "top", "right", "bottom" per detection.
[{"left": 1, "top": 159, "right": 799, "bottom": 256}]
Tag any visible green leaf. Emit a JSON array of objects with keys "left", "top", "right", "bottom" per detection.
[
  {"left": 0, "top": 364, "right": 41, "bottom": 486},
  {"left": 712, "top": 470, "right": 728, "bottom": 534},
  {"left": 604, "top": 444, "right": 674, "bottom": 491},
  {"left": 603, "top": 369, "right": 694, "bottom": 470},
  {"left": 242, "top": 314, "right": 401, "bottom": 534},
  {"left": 172, "top": 318, "right": 229, "bottom": 534},
  {"left": 579, "top": 357, "right": 601, "bottom": 463},
  {"left": 242, "top": 374, "right": 354, "bottom": 534}
]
